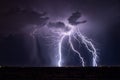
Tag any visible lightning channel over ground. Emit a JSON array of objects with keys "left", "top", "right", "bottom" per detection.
[{"left": 57, "top": 22, "right": 98, "bottom": 67}]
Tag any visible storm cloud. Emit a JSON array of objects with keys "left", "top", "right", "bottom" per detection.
[
  {"left": 48, "top": 21, "right": 72, "bottom": 32},
  {"left": 48, "top": 22, "right": 65, "bottom": 29},
  {"left": 0, "top": 7, "right": 49, "bottom": 36},
  {"left": 68, "top": 11, "right": 87, "bottom": 25},
  {"left": 0, "top": 0, "right": 120, "bottom": 66}
]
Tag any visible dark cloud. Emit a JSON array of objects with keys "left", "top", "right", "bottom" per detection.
[
  {"left": 48, "top": 21, "right": 72, "bottom": 32},
  {"left": 47, "top": 11, "right": 87, "bottom": 32},
  {"left": 48, "top": 22, "right": 65, "bottom": 29},
  {"left": 68, "top": 11, "right": 87, "bottom": 25},
  {"left": 0, "top": 7, "right": 49, "bottom": 35}
]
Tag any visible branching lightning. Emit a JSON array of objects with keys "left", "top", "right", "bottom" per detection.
[
  {"left": 31, "top": 11, "right": 98, "bottom": 67},
  {"left": 57, "top": 21, "right": 98, "bottom": 67}
]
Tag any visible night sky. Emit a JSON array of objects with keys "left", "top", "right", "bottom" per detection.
[{"left": 0, "top": 0, "right": 120, "bottom": 67}]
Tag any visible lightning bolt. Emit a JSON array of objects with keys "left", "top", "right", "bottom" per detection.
[
  {"left": 68, "top": 35, "right": 85, "bottom": 66},
  {"left": 76, "top": 28, "right": 98, "bottom": 66},
  {"left": 58, "top": 35, "right": 66, "bottom": 67},
  {"left": 58, "top": 22, "right": 98, "bottom": 67},
  {"left": 31, "top": 20, "right": 98, "bottom": 67}
]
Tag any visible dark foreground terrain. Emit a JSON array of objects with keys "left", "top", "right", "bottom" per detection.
[{"left": 0, "top": 67, "right": 120, "bottom": 80}]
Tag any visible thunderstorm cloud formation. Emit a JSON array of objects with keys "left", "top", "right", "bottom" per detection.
[
  {"left": 0, "top": 7, "right": 49, "bottom": 36},
  {"left": 0, "top": 0, "right": 120, "bottom": 67},
  {"left": 48, "top": 22, "right": 71, "bottom": 32},
  {"left": 68, "top": 11, "right": 87, "bottom": 25}
]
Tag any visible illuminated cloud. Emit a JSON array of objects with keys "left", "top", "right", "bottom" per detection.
[{"left": 47, "top": 21, "right": 71, "bottom": 32}]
